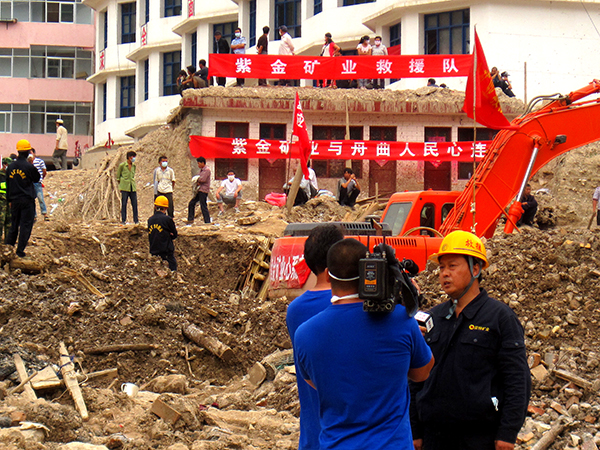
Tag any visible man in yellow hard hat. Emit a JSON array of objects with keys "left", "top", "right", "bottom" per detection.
[
  {"left": 147, "top": 195, "right": 177, "bottom": 271},
  {"left": 410, "top": 230, "right": 530, "bottom": 450},
  {"left": 7, "top": 140, "right": 40, "bottom": 258}
]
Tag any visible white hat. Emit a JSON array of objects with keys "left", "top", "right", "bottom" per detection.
[{"left": 56, "top": 119, "right": 64, "bottom": 124}]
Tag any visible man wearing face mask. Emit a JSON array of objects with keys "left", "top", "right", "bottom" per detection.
[
  {"left": 216, "top": 170, "right": 242, "bottom": 215},
  {"left": 231, "top": 27, "right": 247, "bottom": 87},
  {"left": 117, "top": 151, "right": 138, "bottom": 225},
  {"left": 153, "top": 155, "right": 176, "bottom": 218},
  {"left": 371, "top": 36, "right": 388, "bottom": 89}
]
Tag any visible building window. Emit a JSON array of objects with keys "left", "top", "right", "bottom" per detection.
[
  {"left": 145, "top": 0, "right": 149, "bottom": 23},
  {"left": 213, "top": 22, "right": 238, "bottom": 46},
  {"left": 103, "top": 10, "right": 108, "bottom": 49},
  {"left": 260, "top": 123, "right": 286, "bottom": 140},
  {"left": 389, "top": 23, "right": 400, "bottom": 48},
  {"left": 343, "top": 0, "right": 374, "bottom": 5},
  {"left": 0, "top": 46, "right": 92, "bottom": 79},
  {"left": 249, "top": 0, "right": 256, "bottom": 47},
  {"left": 191, "top": 32, "right": 197, "bottom": 68},
  {"left": 102, "top": 83, "right": 107, "bottom": 122},
  {"left": 424, "top": 8, "right": 469, "bottom": 54},
  {"left": 312, "top": 125, "right": 363, "bottom": 178},
  {"left": 164, "top": 0, "right": 181, "bottom": 17},
  {"left": 162, "top": 51, "right": 181, "bottom": 96},
  {"left": 0, "top": 101, "right": 91, "bottom": 134},
  {"left": 215, "top": 122, "right": 249, "bottom": 180},
  {"left": 313, "top": 0, "right": 322, "bottom": 15},
  {"left": 370, "top": 126, "right": 396, "bottom": 141},
  {"left": 121, "top": 2, "right": 136, "bottom": 44},
  {"left": 120, "top": 76, "right": 135, "bottom": 118},
  {"left": 275, "top": 0, "right": 301, "bottom": 39},
  {"left": 144, "top": 59, "right": 149, "bottom": 101},
  {"left": 3, "top": 0, "right": 92, "bottom": 24}
]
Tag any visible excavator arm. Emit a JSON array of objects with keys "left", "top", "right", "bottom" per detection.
[{"left": 440, "top": 80, "right": 600, "bottom": 237}]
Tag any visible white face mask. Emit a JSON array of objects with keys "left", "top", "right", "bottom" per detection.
[
  {"left": 228, "top": 175, "right": 235, "bottom": 182},
  {"left": 161, "top": 161, "right": 168, "bottom": 168},
  {"left": 235, "top": 32, "right": 241, "bottom": 38},
  {"left": 375, "top": 40, "right": 381, "bottom": 46},
  {"left": 131, "top": 157, "right": 136, "bottom": 163}
]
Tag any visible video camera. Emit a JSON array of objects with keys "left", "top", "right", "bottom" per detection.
[{"left": 358, "top": 241, "right": 420, "bottom": 316}]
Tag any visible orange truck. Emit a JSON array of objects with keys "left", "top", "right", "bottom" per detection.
[{"left": 268, "top": 80, "right": 600, "bottom": 298}]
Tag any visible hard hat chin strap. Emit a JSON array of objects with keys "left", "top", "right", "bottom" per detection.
[{"left": 445, "top": 256, "right": 477, "bottom": 319}]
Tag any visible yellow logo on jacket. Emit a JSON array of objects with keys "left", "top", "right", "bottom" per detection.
[
  {"left": 9, "top": 169, "right": 26, "bottom": 179},
  {"left": 148, "top": 224, "right": 164, "bottom": 233},
  {"left": 469, "top": 324, "right": 490, "bottom": 332}
]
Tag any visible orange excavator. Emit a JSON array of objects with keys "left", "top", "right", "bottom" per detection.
[{"left": 268, "top": 80, "right": 600, "bottom": 298}]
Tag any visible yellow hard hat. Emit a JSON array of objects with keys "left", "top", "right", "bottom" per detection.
[
  {"left": 16, "top": 139, "right": 32, "bottom": 152},
  {"left": 429, "top": 230, "right": 489, "bottom": 269},
  {"left": 154, "top": 196, "right": 169, "bottom": 208}
]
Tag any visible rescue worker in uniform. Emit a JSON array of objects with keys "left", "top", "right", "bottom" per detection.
[
  {"left": 0, "top": 157, "right": 12, "bottom": 242},
  {"left": 148, "top": 196, "right": 178, "bottom": 271},
  {"left": 6, "top": 140, "right": 40, "bottom": 258},
  {"left": 410, "top": 230, "right": 530, "bottom": 450}
]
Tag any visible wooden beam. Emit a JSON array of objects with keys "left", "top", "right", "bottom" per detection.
[
  {"left": 182, "top": 323, "right": 234, "bottom": 362},
  {"left": 59, "top": 342, "right": 88, "bottom": 421},
  {"left": 13, "top": 354, "right": 36, "bottom": 401},
  {"left": 83, "top": 344, "right": 158, "bottom": 355}
]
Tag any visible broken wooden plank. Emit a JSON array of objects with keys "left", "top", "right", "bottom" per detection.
[
  {"left": 59, "top": 342, "right": 88, "bottom": 421},
  {"left": 13, "top": 355, "right": 37, "bottom": 401},
  {"left": 31, "top": 367, "right": 118, "bottom": 390},
  {"left": 531, "top": 422, "right": 566, "bottom": 450},
  {"left": 8, "top": 369, "right": 39, "bottom": 396},
  {"left": 83, "top": 344, "right": 158, "bottom": 355},
  {"left": 551, "top": 369, "right": 596, "bottom": 391},
  {"left": 150, "top": 397, "right": 181, "bottom": 425},
  {"left": 9, "top": 258, "right": 45, "bottom": 274},
  {"left": 182, "top": 323, "right": 234, "bottom": 362}
]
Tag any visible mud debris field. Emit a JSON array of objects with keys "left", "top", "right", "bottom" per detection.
[{"left": 1, "top": 105, "right": 600, "bottom": 449}]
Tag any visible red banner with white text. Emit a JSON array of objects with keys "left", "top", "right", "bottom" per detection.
[
  {"left": 189, "top": 136, "right": 491, "bottom": 162},
  {"left": 208, "top": 54, "right": 473, "bottom": 80}
]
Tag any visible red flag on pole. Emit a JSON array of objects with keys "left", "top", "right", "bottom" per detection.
[
  {"left": 463, "top": 30, "right": 515, "bottom": 130},
  {"left": 292, "top": 92, "right": 311, "bottom": 179}
]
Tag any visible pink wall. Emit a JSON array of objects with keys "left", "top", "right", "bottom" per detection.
[
  {"left": 2, "top": 78, "right": 94, "bottom": 104},
  {"left": 0, "top": 134, "right": 93, "bottom": 159},
  {"left": 0, "top": 22, "right": 95, "bottom": 49}
]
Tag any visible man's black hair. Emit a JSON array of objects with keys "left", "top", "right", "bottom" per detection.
[
  {"left": 428, "top": 78, "right": 436, "bottom": 84},
  {"left": 263, "top": 26, "right": 270, "bottom": 34},
  {"left": 235, "top": 27, "right": 241, "bottom": 33},
  {"left": 327, "top": 239, "right": 367, "bottom": 291},
  {"left": 9, "top": 154, "right": 17, "bottom": 160},
  {"left": 158, "top": 155, "right": 167, "bottom": 162},
  {"left": 187, "top": 65, "right": 196, "bottom": 73},
  {"left": 343, "top": 168, "right": 353, "bottom": 175},
  {"left": 227, "top": 169, "right": 235, "bottom": 175},
  {"left": 196, "top": 156, "right": 206, "bottom": 164},
  {"left": 199, "top": 59, "right": 206, "bottom": 67},
  {"left": 304, "top": 224, "right": 344, "bottom": 275},
  {"left": 127, "top": 151, "right": 136, "bottom": 159},
  {"left": 325, "top": 32, "right": 332, "bottom": 38},
  {"left": 214, "top": 31, "right": 222, "bottom": 36}
]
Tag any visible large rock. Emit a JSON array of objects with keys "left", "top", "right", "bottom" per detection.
[
  {"left": 58, "top": 443, "right": 109, "bottom": 450},
  {"left": 144, "top": 374, "right": 187, "bottom": 394}
]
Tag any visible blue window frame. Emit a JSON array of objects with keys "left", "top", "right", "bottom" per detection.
[
  {"left": 121, "top": 2, "right": 136, "bottom": 44},
  {"left": 144, "top": 59, "right": 149, "bottom": 101},
  {"left": 103, "top": 11, "right": 108, "bottom": 49},
  {"left": 120, "top": 76, "right": 135, "bottom": 118},
  {"left": 145, "top": 0, "right": 149, "bottom": 23},
  {"left": 249, "top": 0, "right": 256, "bottom": 47},
  {"left": 163, "top": 51, "right": 181, "bottom": 96},
  {"left": 102, "top": 82, "right": 107, "bottom": 121},
  {"left": 314, "top": 0, "right": 322, "bottom": 15},
  {"left": 342, "top": 0, "right": 373, "bottom": 5},
  {"left": 275, "top": 0, "right": 301, "bottom": 39},
  {"left": 389, "top": 23, "right": 401, "bottom": 48},
  {"left": 213, "top": 22, "right": 238, "bottom": 46},
  {"left": 191, "top": 32, "right": 197, "bottom": 68},
  {"left": 164, "top": 0, "right": 181, "bottom": 17},
  {"left": 424, "top": 9, "right": 469, "bottom": 54}
]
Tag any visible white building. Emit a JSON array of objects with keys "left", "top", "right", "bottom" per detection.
[{"left": 83, "top": 0, "right": 600, "bottom": 150}]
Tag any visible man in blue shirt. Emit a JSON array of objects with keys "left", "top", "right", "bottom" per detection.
[
  {"left": 294, "top": 239, "right": 434, "bottom": 450},
  {"left": 230, "top": 27, "right": 247, "bottom": 87},
  {"left": 286, "top": 224, "right": 344, "bottom": 450}
]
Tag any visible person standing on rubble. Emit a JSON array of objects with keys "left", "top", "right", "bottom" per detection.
[
  {"left": 117, "top": 151, "right": 138, "bottom": 225},
  {"left": 187, "top": 156, "right": 211, "bottom": 224},
  {"left": 0, "top": 157, "right": 12, "bottom": 242},
  {"left": 148, "top": 196, "right": 178, "bottom": 271},
  {"left": 6, "top": 140, "right": 40, "bottom": 258},
  {"left": 294, "top": 238, "right": 434, "bottom": 449},
  {"left": 410, "top": 230, "right": 530, "bottom": 450},
  {"left": 153, "top": 155, "right": 176, "bottom": 218},
  {"left": 53, "top": 118, "right": 68, "bottom": 170},
  {"left": 286, "top": 224, "right": 344, "bottom": 450},
  {"left": 29, "top": 148, "right": 49, "bottom": 221}
]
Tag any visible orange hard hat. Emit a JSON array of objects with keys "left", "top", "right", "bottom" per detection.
[
  {"left": 154, "top": 196, "right": 169, "bottom": 208},
  {"left": 429, "top": 230, "right": 489, "bottom": 269},
  {"left": 16, "top": 139, "right": 32, "bottom": 152}
]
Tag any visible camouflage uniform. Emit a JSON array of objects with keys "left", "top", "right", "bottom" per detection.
[{"left": 0, "top": 162, "right": 11, "bottom": 242}]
